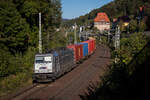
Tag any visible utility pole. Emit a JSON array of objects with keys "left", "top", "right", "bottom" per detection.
[
  {"left": 39, "top": 12, "right": 42, "bottom": 54},
  {"left": 114, "top": 26, "right": 120, "bottom": 50},
  {"left": 117, "top": 26, "right": 120, "bottom": 49},
  {"left": 74, "top": 23, "right": 77, "bottom": 44},
  {"left": 80, "top": 26, "right": 83, "bottom": 33},
  {"left": 99, "top": 32, "right": 101, "bottom": 44},
  {"left": 114, "top": 26, "right": 120, "bottom": 63},
  {"left": 79, "top": 26, "right": 82, "bottom": 42},
  {"left": 108, "top": 30, "right": 110, "bottom": 43}
]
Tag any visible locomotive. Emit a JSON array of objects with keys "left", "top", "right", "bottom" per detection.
[{"left": 32, "top": 39, "right": 96, "bottom": 82}]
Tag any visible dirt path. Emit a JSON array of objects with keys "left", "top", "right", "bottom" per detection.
[{"left": 11, "top": 45, "right": 110, "bottom": 100}]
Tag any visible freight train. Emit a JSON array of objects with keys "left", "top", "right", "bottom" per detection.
[{"left": 32, "top": 39, "right": 96, "bottom": 82}]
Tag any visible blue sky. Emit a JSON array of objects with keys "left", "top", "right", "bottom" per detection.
[{"left": 61, "top": 0, "right": 113, "bottom": 19}]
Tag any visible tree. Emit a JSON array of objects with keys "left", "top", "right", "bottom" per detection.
[
  {"left": 139, "top": 20, "right": 147, "bottom": 32},
  {"left": 119, "top": 32, "right": 147, "bottom": 64},
  {"left": 129, "top": 19, "right": 138, "bottom": 32},
  {"left": 0, "top": 1, "right": 30, "bottom": 54}
]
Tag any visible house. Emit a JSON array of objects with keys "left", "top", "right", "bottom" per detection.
[{"left": 94, "top": 12, "right": 110, "bottom": 31}]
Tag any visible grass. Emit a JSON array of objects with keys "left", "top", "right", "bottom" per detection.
[{"left": 0, "top": 72, "right": 32, "bottom": 96}]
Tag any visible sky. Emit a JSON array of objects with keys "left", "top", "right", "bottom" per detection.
[{"left": 61, "top": 0, "right": 113, "bottom": 19}]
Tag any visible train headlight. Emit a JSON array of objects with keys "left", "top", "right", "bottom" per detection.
[
  {"left": 48, "top": 69, "right": 52, "bottom": 72},
  {"left": 34, "top": 70, "right": 39, "bottom": 73}
]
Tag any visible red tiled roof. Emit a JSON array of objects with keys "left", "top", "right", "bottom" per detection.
[{"left": 94, "top": 12, "right": 110, "bottom": 22}]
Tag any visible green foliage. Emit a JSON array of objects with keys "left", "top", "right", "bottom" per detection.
[
  {"left": 0, "top": 45, "right": 16, "bottom": 77},
  {"left": 0, "top": 0, "right": 63, "bottom": 76},
  {"left": 43, "top": 31, "right": 67, "bottom": 50},
  {"left": 82, "top": 33, "right": 150, "bottom": 100},
  {"left": 129, "top": 19, "right": 137, "bottom": 32},
  {"left": 66, "top": 32, "right": 75, "bottom": 44},
  {"left": 139, "top": 20, "right": 147, "bottom": 32},
  {"left": 0, "top": 1, "right": 29, "bottom": 54},
  {"left": 0, "top": 0, "right": 63, "bottom": 96},
  {"left": 0, "top": 72, "right": 32, "bottom": 96},
  {"left": 91, "top": 27, "right": 100, "bottom": 34},
  {"left": 20, "top": 1, "right": 39, "bottom": 26},
  {"left": 118, "top": 32, "right": 147, "bottom": 64}
]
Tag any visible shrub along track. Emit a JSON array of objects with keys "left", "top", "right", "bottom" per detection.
[{"left": 1, "top": 44, "right": 110, "bottom": 100}]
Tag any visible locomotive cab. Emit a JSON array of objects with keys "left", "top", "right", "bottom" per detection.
[
  {"left": 32, "top": 48, "right": 74, "bottom": 83},
  {"left": 32, "top": 53, "right": 55, "bottom": 82}
]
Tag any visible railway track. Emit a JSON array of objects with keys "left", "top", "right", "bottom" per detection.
[
  {"left": 1, "top": 44, "right": 110, "bottom": 100},
  {"left": 0, "top": 83, "right": 48, "bottom": 100}
]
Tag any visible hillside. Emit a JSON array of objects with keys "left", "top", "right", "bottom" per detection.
[
  {"left": 80, "top": 34, "right": 150, "bottom": 100},
  {"left": 63, "top": 0, "right": 150, "bottom": 30}
]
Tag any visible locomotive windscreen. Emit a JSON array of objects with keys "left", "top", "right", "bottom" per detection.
[
  {"left": 35, "top": 56, "right": 44, "bottom": 63},
  {"left": 35, "top": 56, "right": 52, "bottom": 63}
]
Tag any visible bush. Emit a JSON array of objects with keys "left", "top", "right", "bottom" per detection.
[
  {"left": 0, "top": 72, "right": 32, "bottom": 96},
  {"left": 0, "top": 46, "right": 36, "bottom": 96},
  {"left": 0, "top": 46, "right": 19, "bottom": 77}
]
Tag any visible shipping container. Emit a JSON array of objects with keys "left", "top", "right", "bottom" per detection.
[
  {"left": 67, "top": 44, "right": 83, "bottom": 62},
  {"left": 82, "top": 40, "right": 92, "bottom": 55},
  {"left": 89, "top": 40, "right": 96, "bottom": 53},
  {"left": 93, "top": 39, "right": 96, "bottom": 50},
  {"left": 77, "top": 44, "right": 83, "bottom": 60},
  {"left": 90, "top": 40, "right": 94, "bottom": 54},
  {"left": 89, "top": 38, "right": 96, "bottom": 51},
  {"left": 91, "top": 40, "right": 94, "bottom": 53},
  {"left": 78, "top": 43, "right": 88, "bottom": 57}
]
